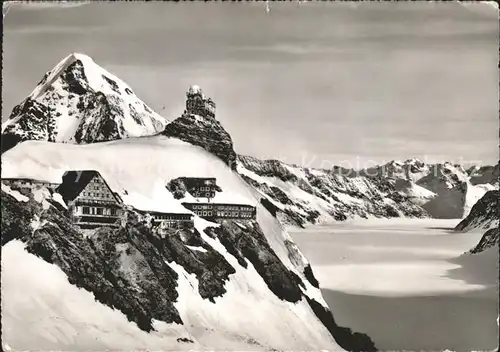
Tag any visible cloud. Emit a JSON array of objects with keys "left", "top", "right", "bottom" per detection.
[
  {"left": 16, "top": 1, "right": 91, "bottom": 10},
  {"left": 6, "top": 25, "right": 106, "bottom": 35}
]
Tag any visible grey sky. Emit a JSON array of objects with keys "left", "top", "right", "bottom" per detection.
[{"left": 2, "top": 1, "right": 498, "bottom": 168}]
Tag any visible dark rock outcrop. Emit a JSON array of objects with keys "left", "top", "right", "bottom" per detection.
[
  {"left": 455, "top": 190, "right": 499, "bottom": 232},
  {"left": 0, "top": 189, "right": 238, "bottom": 330},
  {"left": 303, "top": 264, "right": 320, "bottom": 288},
  {"left": 1, "top": 187, "right": 379, "bottom": 350},
  {"left": 470, "top": 227, "right": 499, "bottom": 253},
  {"left": 1, "top": 191, "right": 182, "bottom": 331},
  {"left": 163, "top": 113, "right": 237, "bottom": 170},
  {"left": 205, "top": 220, "right": 304, "bottom": 303},
  {"left": 306, "top": 296, "right": 378, "bottom": 352}
]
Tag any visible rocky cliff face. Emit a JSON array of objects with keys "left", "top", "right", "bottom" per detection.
[
  {"left": 1, "top": 53, "right": 167, "bottom": 153},
  {"left": 2, "top": 53, "right": 494, "bottom": 227},
  {"left": 455, "top": 190, "right": 499, "bottom": 253},
  {"left": 468, "top": 163, "right": 500, "bottom": 186},
  {"left": 236, "top": 156, "right": 499, "bottom": 226},
  {"left": 415, "top": 162, "right": 469, "bottom": 195},
  {"left": 469, "top": 227, "right": 499, "bottom": 254},
  {"left": 237, "top": 155, "right": 429, "bottom": 228},
  {"left": 162, "top": 113, "right": 237, "bottom": 170},
  {"left": 455, "top": 190, "right": 499, "bottom": 232},
  {"left": 360, "top": 159, "right": 430, "bottom": 182}
]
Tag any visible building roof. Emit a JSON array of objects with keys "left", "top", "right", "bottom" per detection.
[
  {"left": 56, "top": 170, "right": 122, "bottom": 204},
  {"left": 1, "top": 177, "right": 58, "bottom": 183},
  {"left": 182, "top": 177, "right": 217, "bottom": 186},
  {"left": 182, "top": 201, "right": 256, "bottom": 209}
]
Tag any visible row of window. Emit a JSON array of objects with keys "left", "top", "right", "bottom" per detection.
[
  {"left": 81, "top": 191, "right": 113, "bottom": 199},
  {"left": 157, "top": 221, "right": 194, "bottom": 229},
  {"left": 4, "top": 180, "right": 53, "bottom": 186},
  {"left": 217, "top": 211, "right": 240, "bottom": 218},
  {"left": 193, "top": 210, "right": 255, "bottom": 219},
  {"left": 80, "top": 206, "right": 119, "bottom": 216},
  {"left": 187, "top": 105, "right": 215, "bottom": 115},
  {"left": 152, "top": 214, "right": 192, "bottom": 221},
  {"left": 195, "top": 186, "right": 214, "bottom": 192},
  {"left": 193, "top": 192, "right": 214, "bottom": 198}
]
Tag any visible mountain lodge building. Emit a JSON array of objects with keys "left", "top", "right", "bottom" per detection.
[
  {"left": 57, "top": 170, "right": 195, "bottom": 231},
  {"left": 1, "top": 178, "right": 60, "bottom": 194},
  {"left": 56, "top": 171, "right": 124, "bottom": 229}
]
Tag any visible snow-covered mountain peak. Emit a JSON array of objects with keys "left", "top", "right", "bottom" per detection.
[
  {"left": 1, "top": 53, "right": 168, "bottom": 153},
  {"left": 31, "top": 53, "right": 128, "bottom": 98}
]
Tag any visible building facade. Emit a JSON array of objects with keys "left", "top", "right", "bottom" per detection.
[
  {"left": 2, "top": 178, "right": 60, "bottom": 194},
  {"left": 183, "top": 177, "right": 217, "bottom": 199},
  {"left": 56, "top": 171, "right": 123, "bottom": 229},
  {"left": 139, "top": 210, "right": 194, "bottom": 230},
  {"left": 185, "top": 85, "right": 216, "bottom": 119},
  {"left": 182, "top": 202, "right": 256, "bottom": 221}
]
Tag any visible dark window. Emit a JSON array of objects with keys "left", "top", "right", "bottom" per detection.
[
  {"left": 83, "top": 207, "right": 90, "bottom": 214},
  {"left": 96, "top": 208, "right": 103, "bottom": 215}
]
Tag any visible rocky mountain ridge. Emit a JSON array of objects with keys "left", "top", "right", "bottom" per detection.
[{"left": 237, "top": 154, "right": 498, "bottom": 227}]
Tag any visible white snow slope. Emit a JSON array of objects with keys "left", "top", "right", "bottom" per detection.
[{"left": 1, "top": 137, "right": 343, "bottom": 351}]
